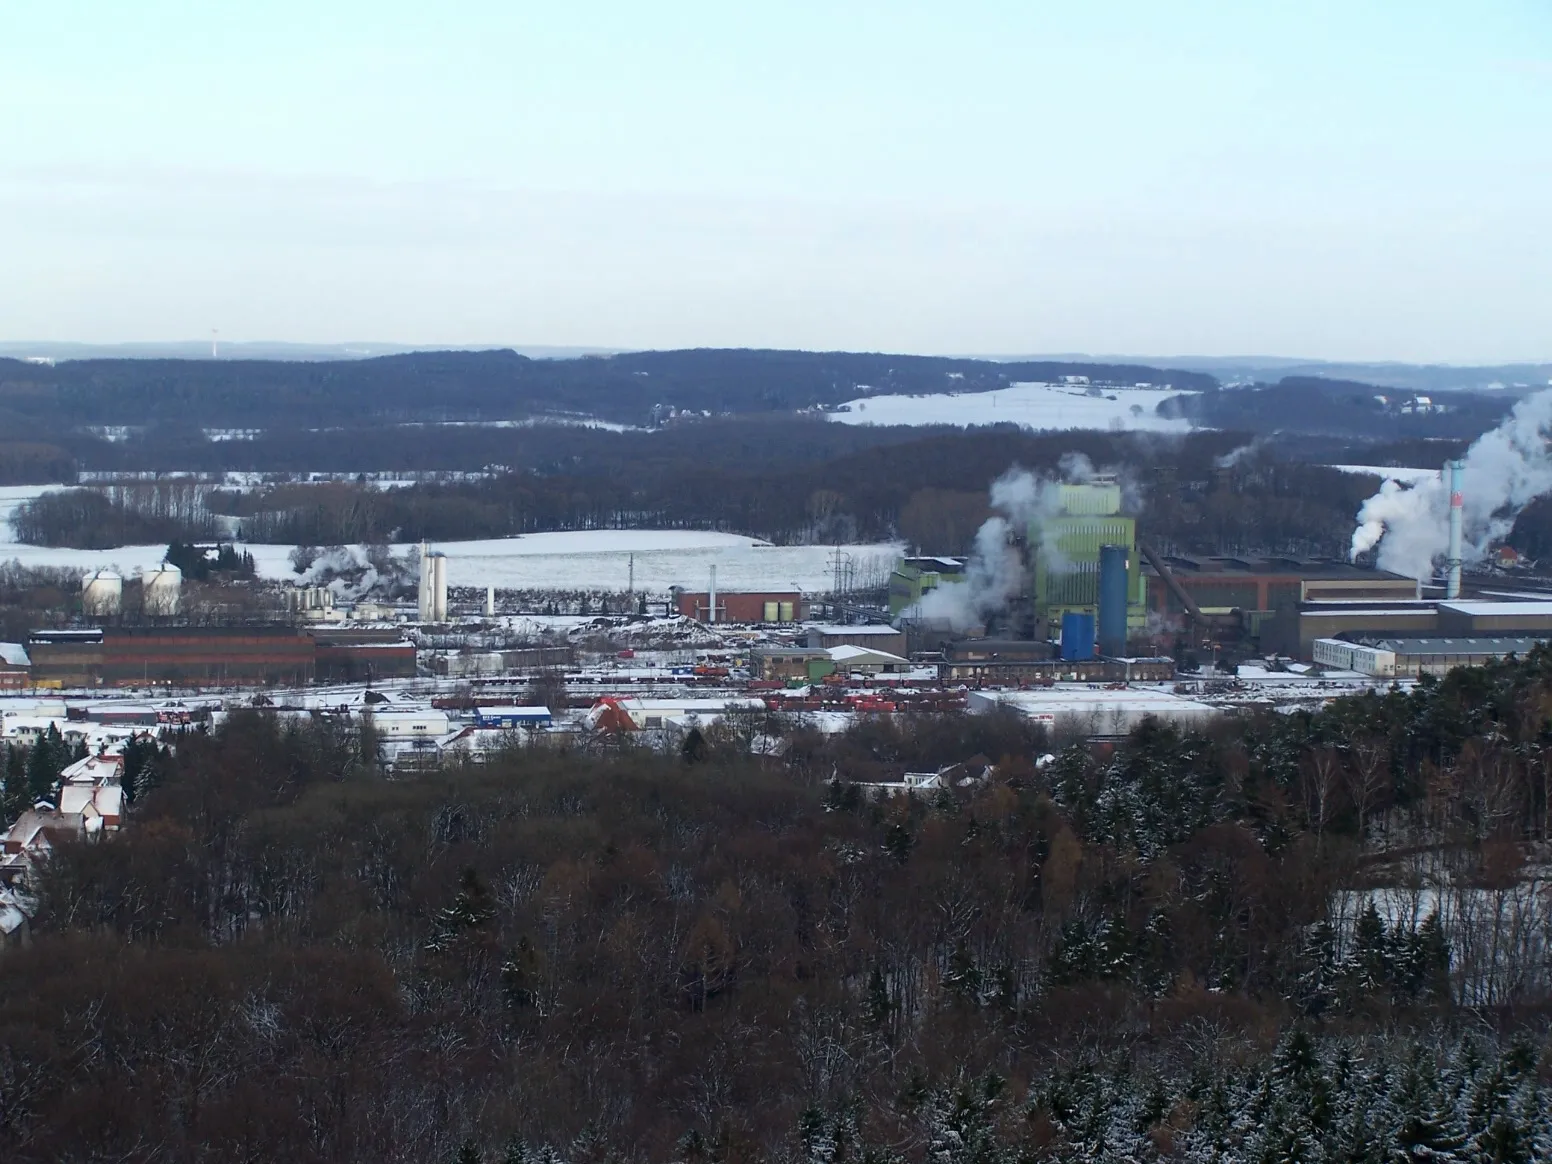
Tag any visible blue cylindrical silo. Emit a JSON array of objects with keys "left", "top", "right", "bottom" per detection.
[
  {"left": 1060, "top": 611, "right": 1095, "bottom": 661},
  {"left": 1098, "top": 544, "right": 1128, "bottom": 657}
]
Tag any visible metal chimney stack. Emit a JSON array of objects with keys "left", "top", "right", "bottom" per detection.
[
  {"left": 1445, "top": 460, "right": 1465, "bottom": 600},
  {"left": 708, "top": 565, "right": 718, "bottom": 624}
]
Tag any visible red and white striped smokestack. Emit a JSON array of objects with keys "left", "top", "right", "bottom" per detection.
[{"left": 1446, "top": 460, "right": 1464, "bottom": 600}]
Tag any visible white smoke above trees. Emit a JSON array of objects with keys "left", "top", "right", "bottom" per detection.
[
  {"left": 903, "top": 463, "right": 1090, "bottom": 632},
  {"left": 1350, "top": 389, "right": 1552, "bottom": 582}
]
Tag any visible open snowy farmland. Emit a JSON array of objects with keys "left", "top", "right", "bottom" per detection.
[
  {"left": 0, "top": 521, "right": 901, "bottom": 597},
  {"left": 827, "top": 381, "right": 1196, "bottom": 432},
  {"left": 286, "top": 531, "right": 903, "bottom": 595}
]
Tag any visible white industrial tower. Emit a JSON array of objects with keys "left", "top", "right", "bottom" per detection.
[{"left": 418, "top": 544, "right": 448, "bottom": 622}]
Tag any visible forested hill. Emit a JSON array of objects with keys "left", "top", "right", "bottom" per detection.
[
  {"left": 0, "top": 349, "right": 1215, "bottom": 430},
  {"left": 1166, "top": 377, "right": 1515, "bottom": 438}
]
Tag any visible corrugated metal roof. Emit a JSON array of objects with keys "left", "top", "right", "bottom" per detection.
[
  {"left": 1438, "top": 601, "right": 1552, "bottom": 617},
  {"left": 1371, "top": 636, "right": 1548, "bottom": 656}
]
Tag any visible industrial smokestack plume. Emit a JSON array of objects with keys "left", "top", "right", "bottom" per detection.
[
  {"left": 1445, "top": 459, "right": 1464, "bottom": 600},
  {"left": 1350, "top": 389, "right": 1552, "bottom": 583}
]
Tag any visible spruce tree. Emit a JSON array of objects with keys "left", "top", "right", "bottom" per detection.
[
  {"left": 2, "top": 744, "right": 27, "bottom": 822},
  {"left": 26, "top": 725, "right": 65, "bottom": 804},
  {"left": 864, "top": 965, "right": 893, "bottom": 1032}
]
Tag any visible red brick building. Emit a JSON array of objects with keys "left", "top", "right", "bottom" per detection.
[{"left": 673, "top": 591, "right": 805, "bottom": 624}]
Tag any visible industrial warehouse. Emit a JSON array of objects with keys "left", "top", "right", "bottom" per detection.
[{"left": 0, "top": 455, "right": 1549, "bottom": 759}]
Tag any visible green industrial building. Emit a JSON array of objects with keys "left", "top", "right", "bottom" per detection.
[
  {"left": 1030, "top": 478, "right": 1146, "bottom": 637},
  {"left": 890, "top": 478, "right": 1145, "bottom": 640},
  {"left": 888, "top": 556, "right": 967, "bottom": 616}
]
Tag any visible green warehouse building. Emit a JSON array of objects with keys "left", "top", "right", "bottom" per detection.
[
  {"left": 1030, "top": 477, "right": 1146, "bottom": 639},
  {"left": 888, "top": 556, "right": 967, "bottom": 616},
  {"left": 891, "top": 477, "right": 1145, "bottom": 643}
]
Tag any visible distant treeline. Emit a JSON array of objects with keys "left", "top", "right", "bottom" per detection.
[
  {"left": 12, "top": 426, "right": 1386, "bottom": 560},
  {"left": 1168, "top": 378, "right": 1515, "bottom": 438},
  {"left": 0, "top": 348, "right": 1217, "bottom": 434},
  {"left": 207, "top": 428, "right": 1382, "bottom": 556},
  {"left": 10, "top": 487, "right": 224, "bottom": 549},
  {"left": 0, "top": 441, "right": 75, "bottom": 485}
]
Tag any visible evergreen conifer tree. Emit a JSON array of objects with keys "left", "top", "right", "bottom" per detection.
[
  {"left": 2, "top": 744, "right": 26, "bottom": 822},
  {"left": 26, "top": 724, "right": 65, "bottom": 803}
]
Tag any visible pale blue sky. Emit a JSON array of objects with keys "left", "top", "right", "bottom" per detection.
[{"left": 2, "top": 1, "right": 1548, "bottom": 360}]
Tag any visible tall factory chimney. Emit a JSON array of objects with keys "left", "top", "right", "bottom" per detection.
[
  {"left": 485, "top": 585, "right": 495, "bottom": 618},
  {"left": 707, "top": 565, "right": 718, "bottom": 624},
  {"left": 1445, "top": 460, "right": 1465, "bottom": 600},
  {"left": 1097, "top": 544, "right": 1129, "bottom": 658}
]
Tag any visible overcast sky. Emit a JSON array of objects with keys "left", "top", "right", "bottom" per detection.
[{"left": 2, "top": 1, "right": 1549, "bottom": 361}]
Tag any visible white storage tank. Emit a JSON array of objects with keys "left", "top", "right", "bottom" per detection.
[
  {"left": 141, "top": 562, "right": 183, "bottom": 616},
  {"left": 430, "top": 552, "right": 448, "bottom": 622},
  {"left": 417, "top": 547, "right": 449, "bottom": 623},
  {"left": 81, "top": 570, "right": 123, "bottom": 617}
]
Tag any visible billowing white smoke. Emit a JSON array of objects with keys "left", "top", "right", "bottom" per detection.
[
  {"left": 1214, "top": 438, "right": 1264, "bottom": 469},
  {"left": 1350, "top": 389, "right": 1552, "bottom": 581},
  {"left": 902, "top": 464, "right": 1076, "bottom": 632}
]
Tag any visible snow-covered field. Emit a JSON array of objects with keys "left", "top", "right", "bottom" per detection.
[
  {"left": 827, "top": 381, "right": 1196, "bottom": 433},
  {"left": 0, "top": 485, "right": 64, "bottom": 538},
  {"left": 297, "top": 531, "right": 901, "bottom": 594},
  {"left": 1328, "top": 464, "right": 1441, "bottom": 485},
  {"left": 0, "top": 510, "right": 900, "bottom": 595}
]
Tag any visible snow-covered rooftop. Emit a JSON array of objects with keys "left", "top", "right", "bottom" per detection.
[
  {"left": 829, "top": 644, "right": 909, "bottom": 664},
  {"left": 809, "top": 625, "right": 901, "bottom": 637},
  {"left": 1438, "top": 601, "right": 1552, "bottom": 617}
]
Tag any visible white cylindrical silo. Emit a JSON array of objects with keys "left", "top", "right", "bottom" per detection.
[
  {"left": 431, "top": 553, "right": 449, "bottom": 622},
  {"left": 142, "top": 562, "right": 183, "bottom": 616},
  {"left": 417, "top": 543, "right": 434, "bottom": 622},
  {"left": 82, "top": 570, "right": 123, "bottom": 617}
]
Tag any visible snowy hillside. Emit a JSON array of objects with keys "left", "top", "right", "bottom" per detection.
[{"left": 827, "top": 381, "right": 1196, "bottom": 433}]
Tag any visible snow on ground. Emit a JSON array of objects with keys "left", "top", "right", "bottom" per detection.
[
  {"left": 0, "top": 523, "right": 901, "bottom": 595},
  {"left": 349, "top": 531, "right": 901, "bottom": 594},
  {"left": 0, "top": 485, "right": 65, "bottom": 538},
  {"left": 1328, "top": 464, "right": 1441, "bottom": 485},
  {"left": 827, "top": 381, "right": 1196, "bottom": 433}
]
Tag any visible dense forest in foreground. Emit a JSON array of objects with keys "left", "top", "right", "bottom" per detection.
[{"left": 4, "top": 653, "right": 1552, "bottom": 1161}]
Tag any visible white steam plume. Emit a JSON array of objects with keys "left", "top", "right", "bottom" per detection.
[
  {"left": 1214, "top": 438, "right": 1264, "bottom": 469},
  {"left": 1350, "top": 389, "right": 1552, "bottom": 582},
  {"left": 903, "top": 463, "right": 1081, "bottom": 632}
]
